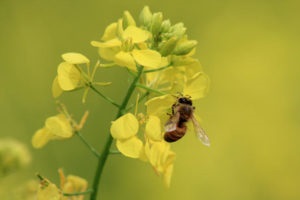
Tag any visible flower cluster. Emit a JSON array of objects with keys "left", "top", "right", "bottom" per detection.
[
  {"left": 32, "top": 5, "right": 209, "bottom": 199},
  {"left": 91, "top": 6, "right": 209, "bottom": 97},
  {"left": 90, "top": 6, "right": 209, "bottom": 186},
  {"left": 37, "top": 169, "right": 87, "bottom": 200},
  {"left": 110, "top": 113, "right": 175, "bottom": 187}
]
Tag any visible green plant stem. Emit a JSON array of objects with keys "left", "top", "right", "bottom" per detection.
[
  {"left": 125, "top": 91, "right": 150, "bottom": 112},
  {"left": 143, "top": 64, "right": 171, "bottom": 73},
  {"left": 63, "top": 189, "right": 93, "bottom": 196},
  {"left": 109, "top": 149, "right": 121, "bottom": 154},
  {"left": 100, "top": 63, "right": 116, "bottom": 67},
  {"left": 75, "top": 131, "right": 101, "bottom": 158},
  {"left": 89, "top": 85, "right": 121, "bottom": 108},
  {"left": 89, "top": 66, "right": 144, "bottom": 200},
  {"left": 135, "top": 83, "right": 166, "bottom": 95}
]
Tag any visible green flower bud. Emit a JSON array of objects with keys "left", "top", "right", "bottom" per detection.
[
  {"left": 139, "top": 6, "right": 152, "bottom": 27},
  {"left": 151, "top": 12, "right": 163, "bottom": 35},
  {"left": 173, "top": 40, "right": 198, "bottom": 55},
  {"left": 160, "top": 19, "right": 171, "bottom": 33},
  {"left": 159, "top": 36, "right": 178, "bottom": 56},
  {"left": 123, "top": 10, "right": 136, "bottom": 28},
  {"left": 169, "top": 22, "right": 186, "bottom": 38}
]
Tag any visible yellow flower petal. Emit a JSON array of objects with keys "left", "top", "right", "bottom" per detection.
[
  {"left": 52, "top": 76, "right": 63, "bottom": 98},
  {"left": 45, "top": 114, "right": 73, "bottom": 138},
  {"left": 101, "top": 22, "right": 118, "bottom": 41},
  {"left": 37, "top": 179, "right": 62, "bottom": 200},
  {"left": 32, "top": 128, "right": 53, "bottom": 149},
  {"left": 63, "top": 175, "right": 88, "bottom": 194},
  {"left": 57, "top": 62, "right": 82, "bottom": 91},
  {"left": 62, "top": 52, "right": 90, "bottom": 64},
  {"left": 122, "top": 26, "right": 149, "bottom": 43},
  {"left": 163, "top": 163, "right": 174, "bottom": 188},
  {"left": 145, "top": 115, "right": 162, "bottom": 141},
  {"left": 145, "top": 94, "right": 175, "bottom": 116},
  {"left": 98, "top": 46, "right": 120, "bottom": 61},
  {"left": 123, "top": 11, "right": 136, "bottom": 27},
  {"left": 110, "top": 113, "right": 139, "bottom": 140},
  {"left": 91, "top": 38, "right": 121, "bottom": 48},
  {"left": 184, "top": 72, "right": 210, "bottom": 100},
  {"left": 116, "top": 136, "right": 143, "bottom": 158},
  {"left": 131, "top": 49, "right": 161, "bottom": 69},
  {"left": 144, "top": 141, "right": 167, "bottom": 172},
  {"left": 113, "top": 51, "right": 136, "bottom": 71},
  {"left": 185, "top": 60, "right": 203, "bottom": 78}
]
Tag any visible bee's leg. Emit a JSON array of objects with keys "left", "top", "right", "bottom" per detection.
[{"left": 172, "top": 103, "right": 177, "bottom": 115}]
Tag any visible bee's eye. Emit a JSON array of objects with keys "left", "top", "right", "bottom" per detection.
[{"left": 178, "top": 98, "right": 185, "bottom": 104}]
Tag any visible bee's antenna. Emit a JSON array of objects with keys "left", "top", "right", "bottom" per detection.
[
  {"left": 172, "top": 92, "right": 184, "bottom": 99},
  {"left": 186, "top": 94, "right": 192, "bottom": 99}
]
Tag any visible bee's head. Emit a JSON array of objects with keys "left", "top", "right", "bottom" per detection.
[{"left": 178, "top": 97, "right": 193, "bottom": 105}]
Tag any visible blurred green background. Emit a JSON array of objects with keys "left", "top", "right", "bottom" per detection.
[{"left": 1, "top": 0, "right": 300, "bottom": 199}]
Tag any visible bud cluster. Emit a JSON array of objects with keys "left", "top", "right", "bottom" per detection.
[{"left": 139, "top": 6, "right": 197, "bottom": 56}]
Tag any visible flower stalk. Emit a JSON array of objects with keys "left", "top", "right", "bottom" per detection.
[
  {"left": 89, "top": 66, "right": 144, "bottom": 200},
  {"left": 89, "top": 84, "right": 121, "bottom": 108},
  {"left": 75, "top": 131, "right": 101, "bottom": 158}
]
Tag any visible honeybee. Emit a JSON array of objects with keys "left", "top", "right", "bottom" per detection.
[{"left": 164, "top": 95, "right": 210, "bottom": 146}]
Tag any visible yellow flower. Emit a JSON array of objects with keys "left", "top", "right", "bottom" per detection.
[
  {"left": 52, "top": 52, "right": 89, "bottom": 98},
  {"left": 183, "top": 71, "right": 210, "bottom": 100},
  {"left": 13, "top": 180, "right": 39, "bottom": 200},
  {"left": 110, "top": 112, "right": 175, "bottom": 187},
  {"left": 0, "top": 138, "right": 31, "bottom": 176},
  {"left": 61, "top": 52, "right": 90, "bottom": 64},
  {"left": 37, "top": 176, "right": 62, "bottom": 200},
  {"left": 52, "top": 52, "right": 112, "bottom": 103},
  {"left": 145, "top": 56, "right": 208, "bottom": 95},
  {"left": 145, "top": 115, "right": 162, "bottom": 141},
  {"left": 110, "top": 113, "right": 143, "bottom": 158},
  {"left": 32, "top": 113, "right": 73, "bottom": 149},
  {"left": 144, "top": 94, "right": 175, "bottom": 117},
  {"left": 37, "top": 169, "right": 88, "bottom": 200},
  {"left": 91, "top": 22, "right": 162, "bottom": 71},
  {"left": 144, "top": 140, "right": 175, "bottom": 187},
  {"left": 59, "top": 169, "right": 88, "bottom": 200}
]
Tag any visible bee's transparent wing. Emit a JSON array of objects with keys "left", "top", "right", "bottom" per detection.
[
  {"left": 191, "top": 115, "right": 210, "bottom": 146},
  {"left": 164, "top": 111, "right": 180, "bottom": 132}
]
